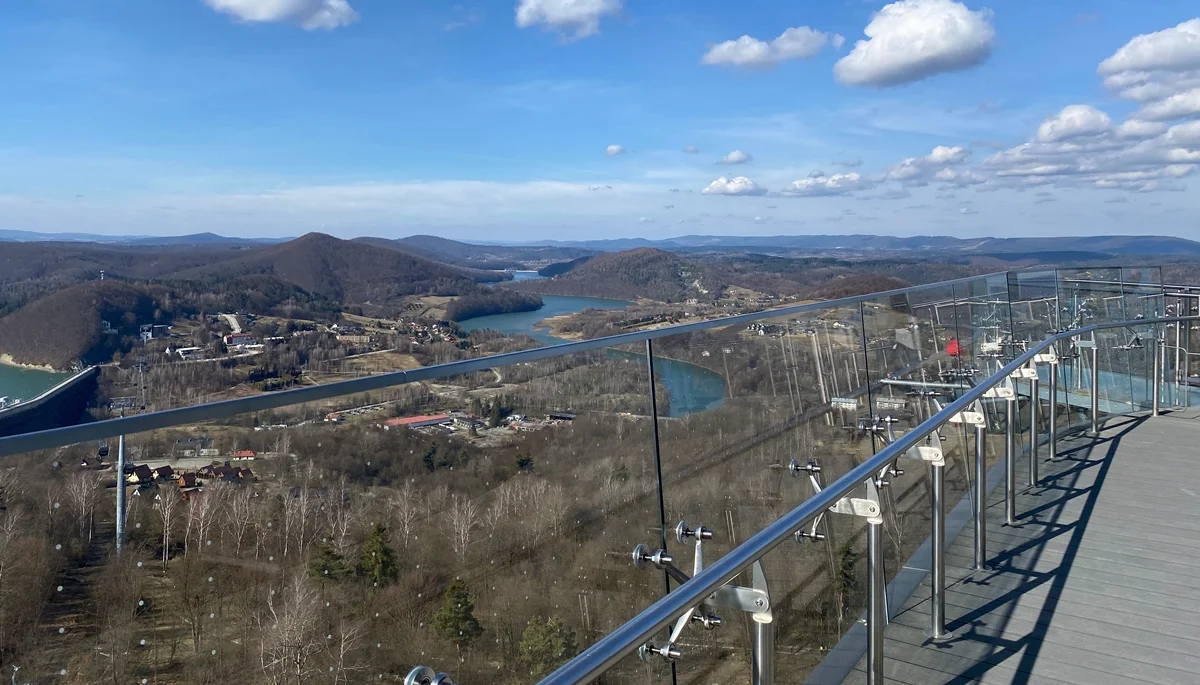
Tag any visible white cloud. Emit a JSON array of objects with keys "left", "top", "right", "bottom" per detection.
[
  {"left": 833, "top": 0, "right": 995, "bottom": 87},
  {"left": 1098, "top": 19, "right": 1200, "bottom": 76},
  {"left": 605, "top": 144, "right": 626, "bottom": 156},
  {"left": 719, "top": 150, "right": 753, "bottom": 165},
  {"left": 701, "top": 176, "right": 767, "bottom": 196},
  {"left": 1165, "top": 120, "right": 1200, "bottom": 146},
  {"left": 884, "top": 145, "right": 971, "bottom": 185},
  {"left": 1137, "top": 88, "right": 1200, "bottom": 121},
  {"left": 202, "top": 0, "right": 358, "bottom": 29},
  {"left": 1116, "top": 118, "right": 1169, "bottom": 139},
  {"left": 515, "top": 0, "right": 621, "bottom": 40},
  {"left": 928, "top": 145, "right": 970, "bottom": 164},
  {"left": 702, "top": 26, "right": 844, "bottom": 68},
  {"left": 960, "top": 207, "right": 979, "bottom": 214},
  {"left": 1037, "top": 105, "right": 1112, "bottom": 143},
  {"left": 682, "top": 145, "right": 700, "bottom": 154},
  {"left": 780, "top": 172, "right": 872, "bottom": 197}
]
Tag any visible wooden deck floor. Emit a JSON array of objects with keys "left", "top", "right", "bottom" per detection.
[{"left": 840, "top": 410, "right": 1200, "bottom": 685}]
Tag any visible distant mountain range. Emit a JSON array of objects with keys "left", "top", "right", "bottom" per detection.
[
  {"left": 5, "top": 229, "right": 1198, "bottom": 257},
  {"left": 0, "top": 229, "right": 291, "bottom": 245},
  {"left": 499, "top": 234, "right": 1200, "bottom": 256}
]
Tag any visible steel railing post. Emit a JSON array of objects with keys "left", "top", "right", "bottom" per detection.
[
  {"left": 974, "top": 423, "right": 988, "bottom": 569},
  {"left": 867, "top": 517, "right": 884, "bottom": 685},
  {"left": 1029, "top": 375, "right": 1040, "bottom": 486},
  {"left": 1048, "top": 362, "right": 1059, "bottom": 461},
  {"left": 1005, "top": 396, "right": 1017, "bottom": 525},
  {"left": 116, "top": 433, "right": 126, "bottom": 553},
  {"left": 926, "top": 456, "right": 953, "bottom": 641},
  {"left": 1153, "top": 335, "right": 1162, "bottom": 416},
  {"left": 751, "top": 620, "right": 775, "bottom": 685},
  {"left": 1090, "top": 344, "right": 1100, "bottom": 436}
]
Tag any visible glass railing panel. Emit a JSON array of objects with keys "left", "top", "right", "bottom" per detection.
[
  {"left": 5, "top": 345, "right": 672, "bottom": 685},
  {"left": 1008, "top": 269, "right": 1058, "bottom": 343},
  {"left": 1121, "top": 266, "right": 1164, "bottom": 321},
  {"left": 648, "top": 304, "right": 866, "bottom": 683}
]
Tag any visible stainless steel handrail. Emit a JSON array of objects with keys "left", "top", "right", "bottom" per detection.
[
  {"left": 536, "top": 315, "right": 1195, "bottom": 685},
  {"left": 0, "top": 270, "right": 1013, "bottom": 457}
]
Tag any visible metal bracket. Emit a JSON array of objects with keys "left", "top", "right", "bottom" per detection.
[
  {"left": 632, "top": 520, "right": 772, "bottom": 663},
  {"left": 1034, "top": 352, "right": 1058, "bottom": 365},
  {"left": 1013, "top": 366, "right": 1038, "bottom": 379},
  {"left": 949, "top": 410, "right": 986, "bottom": 426}
]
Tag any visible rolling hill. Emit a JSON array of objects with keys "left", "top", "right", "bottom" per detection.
[
  {"left": 174, "top": 233, "right": 504, "bottom": 304},
  {"left": 0, "top": 281, "right": 164, "bottom": 368},
  {"left": 360, "top": 235, "right": 597, "bottom": 270},
  {"left": 509, "top": 248, "right": 724, "bottom": 302}
]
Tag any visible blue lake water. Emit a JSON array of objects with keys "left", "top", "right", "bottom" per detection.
[
  {"left": 0, "top": 364, "right": 71, "bottom": 405},
  {"left": 459, "top": 289, "right": 726, "bottom": 417}
]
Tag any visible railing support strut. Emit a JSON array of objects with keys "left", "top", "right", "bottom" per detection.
[{"left": 867, "top": 517, "right": 884, "bottom": 685}]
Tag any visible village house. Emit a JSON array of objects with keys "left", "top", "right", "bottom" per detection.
[
  {"left": 152, "top": 465, "right": 175, "bottom": 482},
  {"left": 126, "top": 465, "right": 154, "bottom": 485}
]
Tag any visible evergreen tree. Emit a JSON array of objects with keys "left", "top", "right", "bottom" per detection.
[
  {"left": 519, "top": 616, "right": 577, "bottom": 677},
  {"left": 309, "top": 540, "right": 350, "bottom": 581},
  {"left": 356, "top": 524, "right": 398, "bottom": 586},
  {"left": 432, "top": 578, "right": 483, "bottom": 661},
  {"left": 488, "top": 401, "right": 503, "bottom": 428}
]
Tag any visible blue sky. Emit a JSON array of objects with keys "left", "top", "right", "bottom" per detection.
[{"left": 1, "top": 0, "right": 1198, "bottom": 240}]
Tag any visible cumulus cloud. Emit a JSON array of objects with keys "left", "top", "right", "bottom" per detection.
[
  {"left": 833, "top": 0, "right": 995, "bottom": 87},
  {"left": 701, "top": 176, "right": 767, "bottom": 196},
  {"left": 885, "top": 145, "right": 971, "bottom": 185},
  {"left": 928, "top": 145, "right": 970, "bottom": 164},
  {"left": 515, "top": 0, "right": 621, "bottom": 40},
  {"left": 702, "top": 26, "right": 844, "bottom": 67},
  {"left": 202, "top": 0, "right": 358, "bottom": 29},
  {"left": 780, "top": 172, "right": 873, "bottom": 197},
  {"left": 719, "top": 150, "right": 753, "bottom": 165},
  {"left": 1098, "top": 19, "right": 1200, "bottom": 76},
  {"left": 1116, "top": 118, "right": 1169, "bottom": 139},
  {"left": 1036, "top": 105, "right": 1112, "bottom": 143},
  {"left": 1138, "top": 88, "right": 1200, "bottom": 121},
  {"left": 605, "top": 144, "right": 626, "bottom": 156},
  {"left": 682, "top": 145, "right": 699, "bottom": 154}
]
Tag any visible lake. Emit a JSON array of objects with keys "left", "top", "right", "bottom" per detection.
[
  {"left": 460, "top": 286, "right": 726, "bottom": 417},
  {"left": 0, "top": 364, "right": 71, "bottom": 406}
]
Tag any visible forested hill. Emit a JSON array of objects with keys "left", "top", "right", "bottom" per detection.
[
  {"left": 508, "top": 248, "right": 724, "bottom": 303},
  {"left": 174, "top": 233, "right": 505, "bottom": 304},
  {"left": 0, "top": 282, "right": 164, "bottom": 368},
  {"left": 359, "top": 235, "right": 597, "bottom": 270}
]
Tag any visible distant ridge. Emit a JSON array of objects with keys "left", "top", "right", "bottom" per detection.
[
  {"left": 510, "top": 234, "right": 1200, "bottom": 256},
  {"left": 0, "top": 229, "right": 291, "bottom": 245}
]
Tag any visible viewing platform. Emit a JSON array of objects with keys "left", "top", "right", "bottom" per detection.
[{"left": 839, "top": 409, "right": 1200, "bottom": 685}]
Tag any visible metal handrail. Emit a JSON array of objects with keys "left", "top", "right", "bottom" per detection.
[
  {"left": 536, "top": 314, "right": 1196, "bottom": 685},
  {"left": 0, "top": 270, "right": 1013, "bottom": 457}
]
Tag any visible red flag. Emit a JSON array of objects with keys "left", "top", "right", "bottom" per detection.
[{"left": 946, "top": 338, "right": 961, "bottom": 356}]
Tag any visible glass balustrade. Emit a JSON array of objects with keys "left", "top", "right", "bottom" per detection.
[{"left": 4, "top": 268, "right": 1195, "bottom": 685}]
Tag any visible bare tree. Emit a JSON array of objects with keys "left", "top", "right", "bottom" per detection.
[
  {"left": 324, "top": 476, "right": 356, "bottom": 558},
  {"left": 445, "top": 495, "right": 479, "bottom": 564},
  {"left": 326, "top": 619, "right": 367, "bottom": 684},
  {"left": 64, "top": 472, "right": 101, "bottom": 545},
  {"left": 388, "top": 481, "right": 421, "bottom": 549},
  {"left": 258, "top": 575, "right": 322, "bottom": 685},
  {"left": 157, "top": 485, "right": 182, "bottom": 566},
  {"left": 187, "top": 481, "right": 228, "bottom": 555},
  {"left": 224, "top": 487, "right": 256, "bottom": 558}
]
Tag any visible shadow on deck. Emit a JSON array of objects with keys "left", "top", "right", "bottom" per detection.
[{"left": 837, "top": 409, "right": 1200, "bottom": 685}]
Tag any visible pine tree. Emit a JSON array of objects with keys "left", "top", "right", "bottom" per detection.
[
  {"left": 356, "top": 524, "right": 398, "bottom": 586},
  {"left": 309, "top": 541, "right": 349, "bottom": 581},
  {"left": 432, "top": 578, "right": 483, "bottom": 661},
  {"left": 519, "top": 616, "right": 577, "bottom": 677}
]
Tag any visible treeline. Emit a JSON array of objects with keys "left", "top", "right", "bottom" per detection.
[
  {"left": 445, "top": 290, "right": 543, "bottom": 322},
  {"left": 513, "top": 248, "right": 721, "bottom": 303}
]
